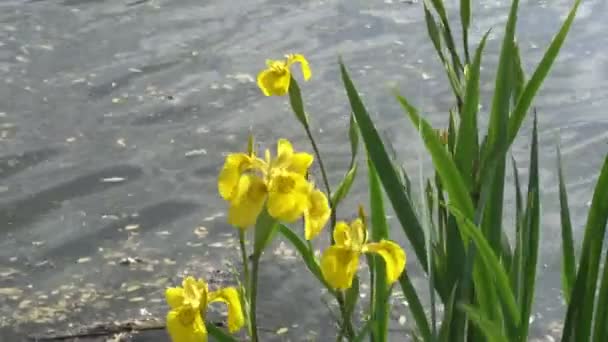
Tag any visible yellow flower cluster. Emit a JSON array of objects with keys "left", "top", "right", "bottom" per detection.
[
  {"left": 165, "top": 277, "right": 244, "bottom": 342},
  {"left": 320, "top": 210, "right": 406, "bottom": 290},
  {"left": 218, "top": 138, "right": 331, "bottom": 241}
]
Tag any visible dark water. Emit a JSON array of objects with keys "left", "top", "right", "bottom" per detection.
[{"left": 1, "top": 0, "right": 607, "bottom": 340}]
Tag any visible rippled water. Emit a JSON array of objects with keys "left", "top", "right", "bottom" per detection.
[{"left": 1, "top": 0, "right": 607, "bottom": 340}]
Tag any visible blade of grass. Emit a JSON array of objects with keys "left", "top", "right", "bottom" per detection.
[
  {"left": 438, "top": 285, "right": 458, "bottom": 342},
  {"left": 455, "top": 31, "right": 490, "bottom": 190},
  {"left": 557, "top": 145, "right": 575, "bottom": 304},
  {"left": 339, "top": 59, "right": 428, "bottom": 271},
  {"left": 507, "top": 0, "right": 581, "bottom": 147},
  {"left": 428, "top": 0, "right": 464, "bottom": 73},
  {"left": 562, "top": 154, "right": 608, "bottom": 341},
  {"left": 396, "top": 94, "right": 475, "bottom": 221},
  {"left": 512, "top": 42, "right": 526, "bottom": 104},
  {"left": 460, "top": 0, "right": 471, "bottom": 63},
  {"left": 399, "top": 271, "right": 432, "bottom": 341},
  {"left": 368, "top": 158, "right": 390, "bottom": 341},
  {"left": 592, "top": 249, "right": 608, "bottom": 342},
  {"left": 518, "top": 114, "right": 541, "bottom": 340},
  {"left": 460, "top": 305, "right": 509, "bottom": 342},
  {"left": 449, "top": 204, "right": 520, "bottom": 328}
]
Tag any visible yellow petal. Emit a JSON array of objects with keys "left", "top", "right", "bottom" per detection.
[
  {"left": 289, "top": 152, "right": 314, "bottom": 175},
  {"left": 208, "top": 287, "right": 245, "bottom": 333},
  {"left": 275, "top": 139, "right": 294, "bottom": 169},
  {"left": 320, "top": 246, "right": 360, "bottom": 290},
  {"left": 228, "top": 174, "right": 267, "bottom": 228},
  {"left": 218, "top": 153, "right": 253, "bottom": 201},
  {"left": 364, "top": 240, "right": 406, "bottom": 284},
  {"left": 304, "top": 189, "right": 331, "bottom": 240},
  {"left": 349, "top": 218, "right": 367, "bottom": 248},
  {"left": 182, "top": 276, "right": 206, "bottom": 309},
  {"left": 267, "top": 171, "right": 310, "bottom": 222},
  {"left": 257, "top": 67, "right": 290, "bottom": 96},
  {"left": 332, "top": 221, "right": 351, "bottom": 247},
  {"left": 166, "top": 307, "right": 207, "bottom": 342},
  {"left": 287, "top": 54, "right": 311, "bottom": 81},
  {"left": 165, "top": 287, "right": 185, "bottom": 309}
]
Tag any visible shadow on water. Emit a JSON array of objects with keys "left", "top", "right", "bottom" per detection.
[
  {"left": 45, "top": 200, "right": 201, "bottom": 262},
  {"left": 0, "top": 165, "right": 143, "bottom": 232},
  {"left": 0, "top": 147, "right": 61, "bottom": 180},
  {"left": 87, "top": 61, "right": 182, "bottom": 99}
]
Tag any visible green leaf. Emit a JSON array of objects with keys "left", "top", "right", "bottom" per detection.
[
  {"left": 460, "top": 305, "right": 509, "bottom": 342},
  {"left": 396, "top": 94, "right": 475, "bottom": 221},
  {"left": 592, "top": 248, "right": 608, "bottom": 342},
  {"left": 428, "top": 0, "right": 463, "bottom": 73},
  {"left": 519, "top": 114, "right": 541, "bottom": 340},
  {"left": 288, "top": 77, "right": 309, "bottom": 127},
  {"left": 455, "top": 31, "right": 490, "bottom": 190},
  {"left": 339, "top": 59, "right": 428, "bottom": 271},
  {"left": 399, "top": 271, "right": 432, "bottom": 341},
  {"left": 331, "top": 164, "right": 358, "bottom": 208},
  {"left": 424, "top": 0, "right": 444, "bottom": 63},
  {"left": 368, "top": 158, "right": 390, "bottom": 341},
  {"left": 438, "top": 285, "right": 458, "bottom": 342},
  {"left": 252, "top": 207, "right": 278, "bottom": 257},
  {"left": 349, "top": 114, "right": 359, "bottom": 168},
  {"left": 207, "top": 322, "right": 240, "bottom": 342},
  {"left": 449, "top": 205, "right": 520, "bottom": 327},
  {"left": 353, "top": 318, "right": 375, "bottom": 342},
  {"left": 562, "top": 154, "right": 608, "bottom": 341},
  {"left": 557, "top": 145, "right": 575, "bottom": 304},
  {"left": 507, "top": 0, "right": 581, "bottom": 147},
  {"left": 345, "top": 276, "right": 360, "bottom": 319},
  {"left": 512, "top": 42, "right": 526, "bottom": 104},
  {"left": 277, "top": 224, "right": 335, "bottom": 294},
  {"left": 460, "top": 0, "right": 471, "bottom": 63}
]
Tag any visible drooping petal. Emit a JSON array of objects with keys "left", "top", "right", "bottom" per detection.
[
  {"left": 208, "top": 287, "right": 245, "bottom": 333},
  {"left": 267, "top": 171, "right": 311, "bottom": 222},
  {"left": 256, "top": 67, "right": 291, "bottom": 96},
  {"left": 320, "top": 246, "right": 360, "bottom": 290},
  {"left": 287, "top": 54, "right": 311, "bottom": 81},
  {"left": 228, "top": 174, "right": 267, "bottom": 228},
  {"left": 165, "top": 287, "right": 185, "bottom": 310},
  {"left": 166, "top": 307, "right": 207, "bottom": 342},
  {"left": 364, "top": 240, "right": 406, "bottom": 284},
  {"left": 218, "top": 153, "right": 254, "bottom": 201},
  {"left": 304, "top": 189, "right": 331, "bottom": 240}
]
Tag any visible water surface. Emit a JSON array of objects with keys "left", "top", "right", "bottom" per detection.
[{"left": 1, "top": 0, "right": 607, "bottom": 340}]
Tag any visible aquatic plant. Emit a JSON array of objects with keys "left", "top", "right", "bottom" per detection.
[{"left": 163, "top": 0, "right": 608, "bottom": 341}]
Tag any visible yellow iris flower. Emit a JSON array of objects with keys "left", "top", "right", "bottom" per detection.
[
  {"left": 320, "top": 216, "right": 406, "bottom": 290},
  {"left": 165, "top": 276, "right": 244, "bottom": 342},
  {"left": 218, "top": 138, "right": 330, "bottom": 238},
  {"left": 257, "top": 54, "right": 311, "bottom": 96}
]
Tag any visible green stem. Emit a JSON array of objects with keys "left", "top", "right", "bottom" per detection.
[
  {"left": 335, "top": 291, "right": 355, "bottom": 341},
  {"left": 304, "top": 124, "right": 355, "bottom": 342},
  {"left": 303, "top": 123, "right": 336, "bottom": 234},
  {"left": 249, "top": 255, "right": 261, "bottom": 342},
  {"left": 238, "top": 230, "right": 252, "bottom": 335}
]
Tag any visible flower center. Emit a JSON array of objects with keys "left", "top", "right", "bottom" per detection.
[
  {"left": 247, "top": 180, "right": 268, "bottom": 200},
  {"left": 178, "top": 306, "right": 197, "bottom": 326},
  {"left": 275, "top": 175, "right": 295, "bottom": 194}
]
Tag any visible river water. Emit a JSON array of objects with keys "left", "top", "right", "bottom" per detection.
[{"left": 1, "top": 0, "right": 607, "bottom": 340}]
